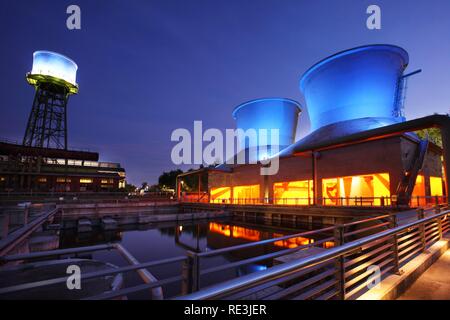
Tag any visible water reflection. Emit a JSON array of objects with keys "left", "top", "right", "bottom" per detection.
[{"left": 54, "top": 217, "right": 332, "bottom": 299}]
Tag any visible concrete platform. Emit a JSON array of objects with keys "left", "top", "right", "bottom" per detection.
[
  {"left": 274, "top": 247, "right": 327, "bottom": 265},
  {"left": 101, "top": 217, "right": 118, "bottom": 230},
  {"left": 398, "top": 250, "right": 450, "bottom": 300},
  {"left": 78, "top": 219, "right": 92, "bottom": 233}
]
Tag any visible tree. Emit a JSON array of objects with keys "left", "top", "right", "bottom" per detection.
[
  {"left": 158, "top": 169, "right": 183, "bottom": 190},
  {"left": 123, "top": 183, "right": 137, "bottom": 193},
  {"left": 416, "top": 128, "right": 442, "bottom": 148}
]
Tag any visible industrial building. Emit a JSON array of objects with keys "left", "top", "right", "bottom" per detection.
[
  {"left": 178, "top": 45, "right": 449, "bottom": 207},
  {"left": 0, "top": 51, "right": 125, "bottom": 192}
]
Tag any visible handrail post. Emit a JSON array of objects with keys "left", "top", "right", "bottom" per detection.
[
  {"left": 437, "top": 214, "right": 443, "bottom": 239},
  {"left": 417, "top": 208, "right": 426, "bottom": 252},
  {"left": 181, "top": 256, "right": 190, "bottom": 295},
  {"left": 389, "top": 215, "right": 401, "bottom": 275},
  {"left": 182, "top": 251, "right": 200, "bottom": 295},
  {"left": 333, "top": 225, "right": 346, "bottom": 300},
  {"left": 435, "top": 205, "right": 441, "bottom": 214}
]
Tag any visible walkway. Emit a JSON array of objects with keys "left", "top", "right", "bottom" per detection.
[{"left": 398, "top": 250, "right": 450, "bottom": 300}]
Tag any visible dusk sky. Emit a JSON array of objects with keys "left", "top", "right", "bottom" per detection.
[{"left": 1, "top": 0, "right": 449, "bottom": 186}]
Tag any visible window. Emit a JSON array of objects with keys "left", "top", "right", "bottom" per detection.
[
  {"left": 210, "top": 187, "right": 231, "bottom": 203},
  {"left": 232, "top": 185, "right": 260, "bottom": 204},
  {"left": 273, "top": 180, "right": 313, "bottom": 205},
  {"left": 80, "top": 178, "right": 93, "bottom": 184},
  {"left": 430, "top": 176, "right": 443, "bottom": 196},
  {"left": 56, "top": 177, "right": 71, "bottom": 183},
  {"left": 322, "top": 173, "right": 390, "bottom": 206},
  {"left": 101, "top": 179, "right": 114, "bottom": 184},
  {"left": 38, "top": 177, "right": 47, "bottom": 183},
  {"left": 411, "top": 175, "right": 426, "bottom": 206}
]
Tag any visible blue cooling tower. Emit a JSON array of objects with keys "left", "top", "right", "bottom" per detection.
[
  {"left": 300, "top": 45, "right": 409, "bottom": 132},
  {"left": 232, "top": 98, "right": 301, "bottom": 157}
]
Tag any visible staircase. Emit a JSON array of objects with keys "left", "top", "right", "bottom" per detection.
[{"left": 396, "top": 137, "right": 429, "bottom": 205}]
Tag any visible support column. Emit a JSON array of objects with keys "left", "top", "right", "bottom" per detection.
[
  {"left": 263, "top": 175, "right": 269, "bottom": 204},
  {"left": 197, "top": 173, "right": 201, "bottom": 202},
  {"left": 176, "top": 177, "right": 181, "bottom": 201},
  {"left": 312, "top": 151, "right": 319, "bottom": 205}
]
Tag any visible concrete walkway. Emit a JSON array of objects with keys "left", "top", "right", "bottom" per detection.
[{"left": 398, "top": 250, "right": 450, "bottom": 300}]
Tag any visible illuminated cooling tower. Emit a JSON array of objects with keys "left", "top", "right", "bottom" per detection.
[
  {"left": 23, "top": 51, "right": 79, "bottom": 150},
  {"left": 300, "top": 45, "right": 409, "bottom": 132},
  {"left": 232, "top": 98, "right": 301, "bottom": 160},
  {"left": 27, "top": 51, "right": 78, "bottom": 93}
]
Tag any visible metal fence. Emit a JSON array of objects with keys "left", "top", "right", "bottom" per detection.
[
  {"left": 180, "top": 205, "right": 450, "bottom": 300},
  {"left": 188, "top": 195, "right": 448, "bottom": 208},
  {"left": 0, "top": 204, "right": 448, "bottom": 300}
]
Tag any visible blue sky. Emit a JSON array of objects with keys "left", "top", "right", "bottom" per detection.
[{"left": 0, "top": 0, "right": 449, "bottom": 185}]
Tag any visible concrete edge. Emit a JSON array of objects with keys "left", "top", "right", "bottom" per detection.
[{"left": 358, "top": 235, "right": 450, "bottom": 300}]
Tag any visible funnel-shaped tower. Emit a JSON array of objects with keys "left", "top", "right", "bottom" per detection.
[
  {"left": 23, "top": 51, "right": 79, "bottom": 150},
  {"left": 300, "top": 45, "right": 409, "bottom": 132},
  {"left": 232, "top": 98, "right": 301, "bottom": 161}
]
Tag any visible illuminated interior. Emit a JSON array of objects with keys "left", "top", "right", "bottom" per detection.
[
  {"left": 209, "top": 224, "right": 334, "bottom": 250},
  {"left": 322, "top": 173, "right": 390, "bottom": 206},
  {"left": 210, "top": 187, "right": 231, "bottom": 203},
  {"left": 430, "top": 176, "right": 443, "bottom": 196},
  {"left": 273, "top": 180, "right": 313, "bottom": 205},
  {"left": 233, "top": 184, "right": 260, "bottom": 204},
  {"left": 411, "top": 174, "right": 426, "bottom": 206},
  {"left": 273, "top": 233, "right": 313, "bottom": 248},
  {"left": 209, "top": 223, "right": 261, "bottom": 241}
]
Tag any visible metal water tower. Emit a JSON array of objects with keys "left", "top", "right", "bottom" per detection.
[{"left": 23, "top": 51, "right": 79, "bottom": 150}]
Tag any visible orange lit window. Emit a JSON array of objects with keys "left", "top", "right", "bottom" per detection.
[
  {"left": 56, "top": 177, "right": 71, "bottom": 183},
  {"left": 210, "top": 187, "right": 231, "bottom": 203},
  {"left": 233, "top": 185, "right": 260, "bottom": 204},
  {"left": 80, "top": 178, "right": 93, "bottom": 184},
  {"left": 273, "top": 180, "right": 313, "bottom": 205},
  {"left": 430, "top": 176, "right": 443, "bottom": 196},
  {"left": 38, "top": 177, "right": 47, "bottom": 183},
  {"left": 322, "top": 173, "right": 390, "bottom": 206},
  {"left": 411, "top": 175, "right": 426, "bottom": 206}
]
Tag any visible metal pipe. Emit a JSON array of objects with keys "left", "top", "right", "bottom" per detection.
[
  {"left": 114, "top": 243, "right": 164, "bottom": 300},
  {"left": 0, "top": 255, "right": 186, "bottom": 296},
  {"left": 1, "top": 243, "right": 114, "bottom": 263},
  {"left": 177, "top": 209, "right": 450, "bottom": 300},
  {"left": 0, "top": 207, "right": 58, "bottom": 256}
]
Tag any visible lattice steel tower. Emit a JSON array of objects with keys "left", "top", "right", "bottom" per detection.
[{"left": 23, "top": 51, "right": 79, "bottom": 150}]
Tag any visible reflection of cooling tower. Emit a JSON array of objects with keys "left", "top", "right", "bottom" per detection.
[
  {"left": 232, "top": 98, "right": 301, "bottom": 159},
  {"left": 300, "top": 45, "right": 409, "bottom": 132}
]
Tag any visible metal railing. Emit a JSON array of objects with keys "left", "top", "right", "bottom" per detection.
[
  {"left": 179, "top": 205, "right": 450, "bottom": 300},
  {"left": 0, "top": 192, "right": 176, "bottom": 204},
  {"left": 1, "top": 204, "right": 448, "bottom": 299},
  {"left": 0, "top": 244, "right": 187, "bottom": 300},
  {"left": 0, "top": 204, "right": 58, "bottom": 256},
  {"left": 189, "top": 195, "right": 448, "bottom": 208}
]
